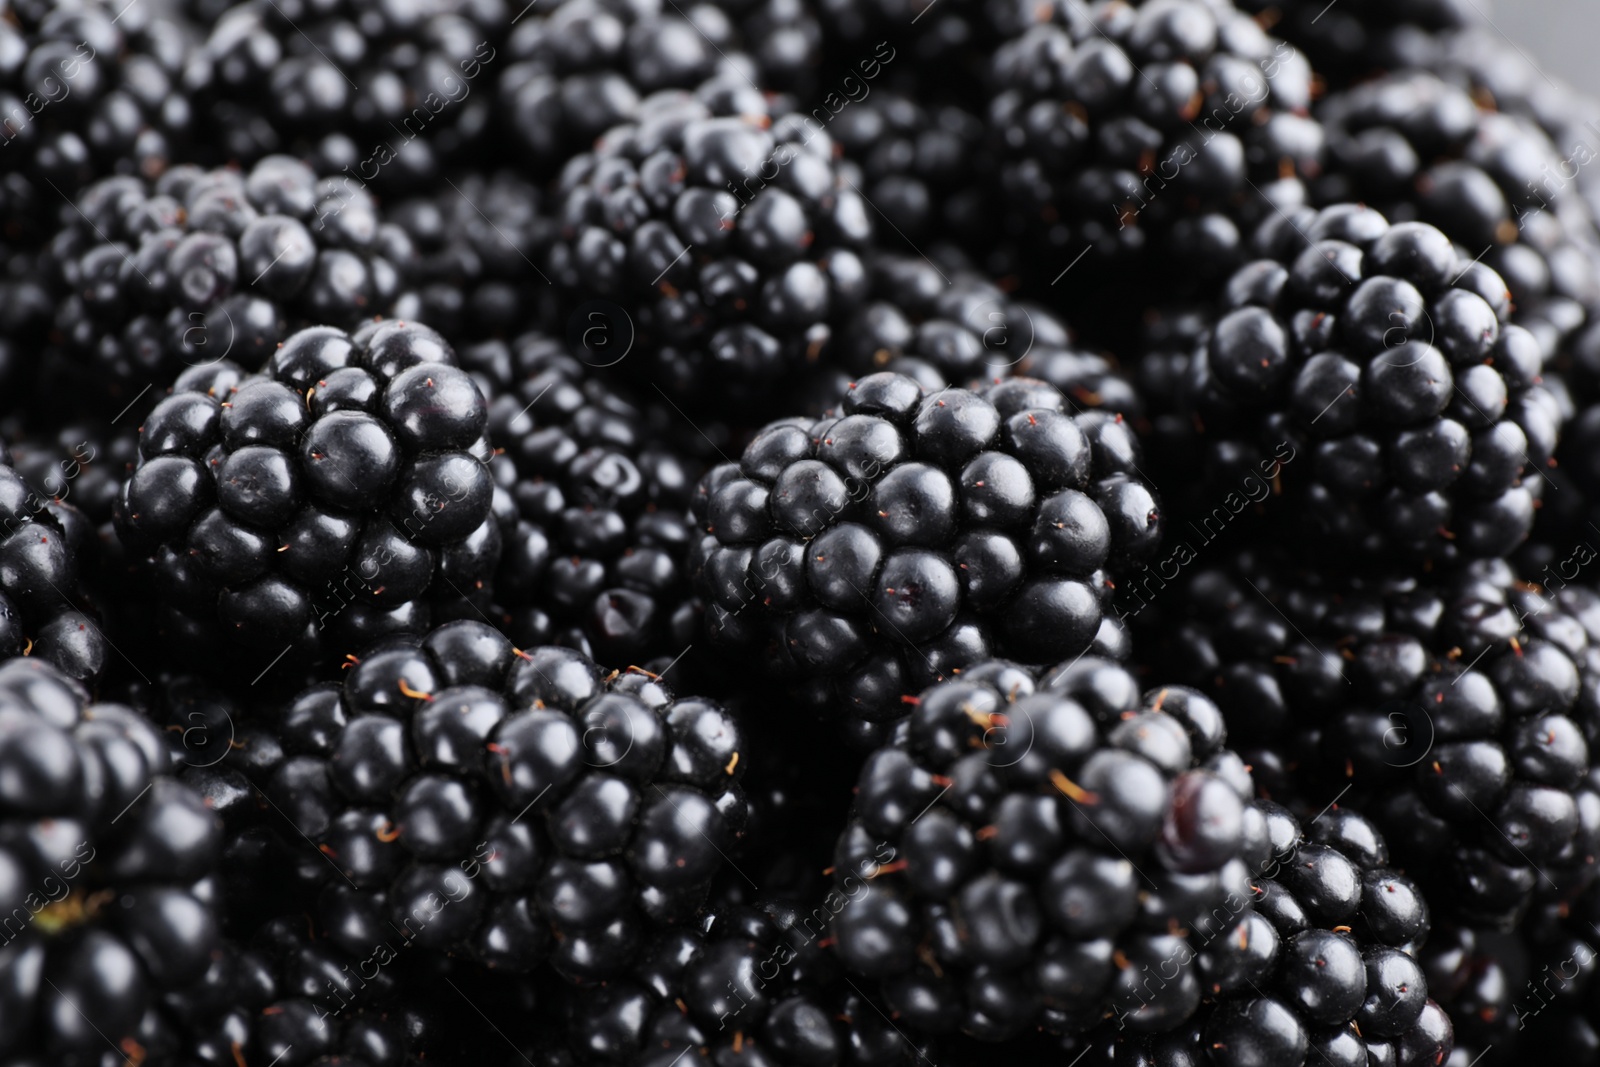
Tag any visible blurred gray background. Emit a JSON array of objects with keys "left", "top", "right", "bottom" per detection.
[{"left": 1506, "top": 0, "right": 1600, "bottom": 96}]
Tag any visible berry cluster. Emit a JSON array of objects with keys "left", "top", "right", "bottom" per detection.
[{"left": 14, "top": 0, "right": 1600, "bottom": 1063}]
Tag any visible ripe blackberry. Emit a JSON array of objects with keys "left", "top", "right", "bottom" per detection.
[
  {"left": 545, "top": 90, "right": 874, "bottom": 411},
  {"left": 1183, "top": 203, "right": 1562, "bottom": 563},
  {"left": 499, "top": 0, "right": 823, "bottom": 171},
  {"left": 162, "top": 912, "right": 459, "bottom": 1066},
  {"left": 0, "top": 431, "right": 113, "bottom": 682},
  {"left": 1108, "top": 802, "right": 1448, "bottom": 1067},
  {"left": 1313, "top": 69, "right": 1600, "bottom": 361},
  {"left": 536, "top": 897, "right": 909, "bottom": 1065},
  {"left": 794, "top": 253, "right": 1135, "bottom": 417},
  {"left": 181, "top": 0, "right": 507, "bottom": 189},
  {"left": 828, "top": 656, "right": 1254, "bottom": 1042},
  {"left": 1148, "top": 548, "right": 1600, "bottom": 929},
  {"left": 1232, "top": 0, "right": 1475, "bottom": 91},
  {"left": 689, "top": 371, "right": 1158, "bottom": 721},
  {"left": 223, "top": 620, "right": 746, "bottom": 984},
  {"left": 829, "top": 92, "right": 990, "bottom": 255},
  {"left": 112, "top": 318, "right": 498, "bottom": 669},
  {"left": 0, "top": 656, "right": 224, "bottom": 1062},
  {"left": 984, "top": 0, "right": 1317, "bottom": 283},
  {"left": 390, "top": 171, "right": 558, "bottom": 344},
  {"left": 41, "top": 159, "right": 417, "bottom": 418},
  {"left": 0, "top": 0, "right": 192, "bottom": 243},
  {"left": 458, "top": 330, "right": 709, "bottom": 667}
]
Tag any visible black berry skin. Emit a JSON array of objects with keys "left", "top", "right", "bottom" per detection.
[
  {"left": 461, "top": 331, "right": 707, "bottom": 669},
  {"left": 180, "top": 0, "right": 509, "bottom": 191},
  {"left": 113, "top": 320, "right": 498, "bottom": 668},
  {"left": 40, "top": 160, "right": 417, "bottom": 419},
  {"left": 0, "top": 656, "right": 223, "bottom": 1062},
  {"left": 1181, "top": 204, "right": 1561, "bottom": 564},
  {"left": 196, "top": 620, "right": 744, "bottom": 984},
  {"left": 690, "top": 372, "right": 1157, "bottom": 721},
  {"left": 1150, "top": 547, "right": 1600, "bottom": 930},
  {"left": 829, "top": 656, "right": 1253, "bottom": 1042}
]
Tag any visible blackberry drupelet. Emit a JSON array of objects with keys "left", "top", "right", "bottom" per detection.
[
  {"left": 1149, "top": 548, "right": 1600, "bottom": 930},
  {"left": 545, "top": 91, "right": 874, "bottom": 411},
  {"left": 113, "top": 319, "right": 498, "bottom": 668},
  {"left": 1109, "top": 802, "right": 1449, "bottom": 1067},
  {"left": 1184, "top": 203, "right": 1562, "bottom": 562},
  {"left": 459, "top": 330, "right": 709, "bottom": 667},
  {"left": 984, "top": 0, "right": 1317, "bottom": 286},
  {"left": 827, "top": 656, "right": 1254, "bottom": 1042},
  {"left": 41, "top": 158, "right": 417, "bottom": 417},
  {"left": 689, "top": 371, "right": 1158, "bottom": 722},
  {"left": 390, "top": 171, "right": 557, "bottom": 344},
  {"left": 0, "top": 656, "right": 224, "bottom": 1063},
  {"left": 181, "top": 0, "right": 507, "bottom": 188},
  {"left": 498, "top": 0, "right": 823, "bottom": 172},
  {"left": 232, "top": 620, "right": 745, "bottom": 984}
]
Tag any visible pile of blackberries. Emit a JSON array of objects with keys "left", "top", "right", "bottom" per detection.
[{"left": 9, "top": 0, "right": 1600, "bottom": 1064}]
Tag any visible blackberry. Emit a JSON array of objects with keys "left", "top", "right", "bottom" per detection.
[
  {"left": 162, "top": 912, "right": 459, "bottom": 1066},
  {"left": 1147, "top": 548, "right": 1600, "bottom": 929},
  {"left": 224, "top": 620, "right": 746, "bottom": 983},
  {"left": 1232, "top": 0, "right": 1475, "bottom": 91},
  {"left": 827, "top": 656, "right": 1253, "bottom": 1041},
  {"left": 41, "top": 159, "right": 417, "bottom": 418},
  {"left": 797, "top": 253, "right": 1135, "bottom": 415},
  {"left": 1108, "top": 802, "right": 1448, "bottom": 1067},
  {"left": 0, "top": 656, "right": 223, "bottom": 1062},
  {"left": 1182, "top": 203, "right": 1561, "bottom": 563},
  {"left": 390, "top": 171, "right": 558, "bottom": 344},
  {"left": 829, "top": 91, "right": 991, "bottom": 255},
  {"left": 0, "top": 435, "right": 112, "bottom": 682},
  {"left": 536, "top": 898, "right": 909, "bottom": 1065},
  {"left": 112, "top": 318, "right": 498, "bottom": 670},
  {"left": 984, "top": 0, "right": 1317, "bottom": 288},
  {"left": 498, "top": 0, "right": 823, "bottom": 171},
  {"left": 181, "top": 0, "right": 507, "bottom": 189},
  {"left": 689, "top": 371, "right": 1158, "bottom": 722},
  {"left": 1313, "top": 69, "right": 1600, "bottom": 363},
  {"left": 0, "top": 0, "right": 192, "bottom": 243},
  {"left": 460, "top": 330, "right": 709, "bottom": 667},
  {"left": 545, "top": 91, "right": 875, "bottom": 411}
]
